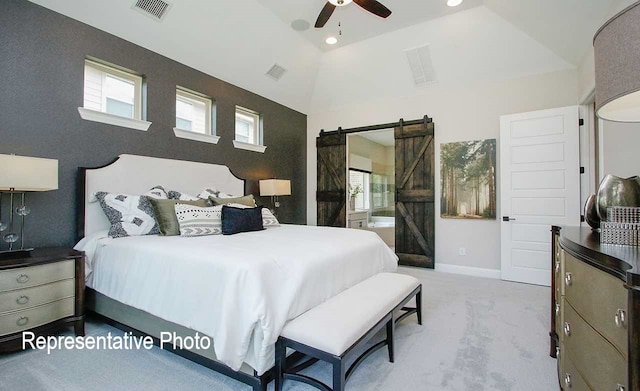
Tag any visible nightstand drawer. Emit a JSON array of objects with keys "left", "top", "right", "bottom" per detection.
[
  {"left": 349, "top": 219, "right": 367, "bottom": 229},
  {"left": 0, "top": 297, "right": 75, "bottom": 336},
  {"left": 563, "top": 302, "right": 627, "bottom": 391},
  {"left": 564, "top": 253, "right": 627, "bottom": 355},
  {"left": 0, "top": 279, "right": 75, "bottom": 314},
  {"left": 0, "top": 260, "right": 74, "bottom": 292}
]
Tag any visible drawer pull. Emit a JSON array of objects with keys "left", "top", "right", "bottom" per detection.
[
  {"left": 16, "top": 295, "right": 29, "bottom": 305},
  {"left": 16, "top": 274, "right": 29, "bottom": 284},
  {"left": 16, "top": 317, "right": 29, "bottom": 327},
  {"left": 615, "top": 309, "right": 627, "bottom": 328},
  {"left": 555, "top": 303, "right": 560, "bottom": 317},
  {"left": 564, "top": 373, "right": 572, "bottom": 388},
  {"left": 565, "top": 272, "right": 572, "bottom": 286},
  {"left": 554, "top": 260, "right": 560, "bottom": 273},
  {"left": 617, "top": 384, "right": 626, "bottom": 391},
  {"left": 563, "top": 322, "right": 571, "bottom": 337},
  {"left": 555, "top": 347, "right": 560, "bottom": 360}
]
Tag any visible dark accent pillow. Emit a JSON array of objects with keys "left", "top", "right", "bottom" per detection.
[
  {"left": 150, "top": 198, "right": 208, "bottom": 236},
  {"left": 221, "top": 205, "right": 264, "bottom": 235},
  {"left": 209, "top": 194, "right": 256, "bottom": 207}
]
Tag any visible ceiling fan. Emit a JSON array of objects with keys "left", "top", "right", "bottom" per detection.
[{"left": 315, "top": 0, "right": 392, "bottom": 28}]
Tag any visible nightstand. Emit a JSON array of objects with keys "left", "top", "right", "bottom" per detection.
[{"left": 0, "top": 248, "right": 85, "bottom": 353}]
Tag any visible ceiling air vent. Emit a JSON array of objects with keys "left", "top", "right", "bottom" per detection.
[
  {"left": 265, "top": 64, "right": 287, "bottom": 81},
  {"left": 133, "top": 0, "right": 171, "bottom": 21},
  {"left": 405, "top": 45, "right": 436, "bottom": 87}
]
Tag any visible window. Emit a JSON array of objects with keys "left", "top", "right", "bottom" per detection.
[
  {"left": 349, "top": 170, "right": 370, "bottom": 210},
  {"left": 175, "top": 88, "right": 213, "bottom": 134},
  {"left": 173, "top": 88, "right": 218, "bottom": 144},
  {"left": 235, "top": 106, "right": 261, "bottom": 143},
  {"left": 79, "top": 59, "right": 150, "bottom": 131}
]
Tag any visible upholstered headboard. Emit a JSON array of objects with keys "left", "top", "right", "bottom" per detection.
[{"left": 78, "top": 154, "right": 245, "bottom": 239}]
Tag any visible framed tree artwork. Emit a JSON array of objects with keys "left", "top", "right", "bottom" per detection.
[{"left": 440, "top": 139, "right": 496, "bottom": 219}]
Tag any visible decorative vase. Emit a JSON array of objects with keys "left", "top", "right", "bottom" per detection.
[
  {"left": 349, "top": 198, "right": 356, "bottom": 211},
  {"left": 584, "top": 194, "right": 600, "bottom": 230},
  {"left": 595, "top": 175, "right": 640, "bottom": 221}
]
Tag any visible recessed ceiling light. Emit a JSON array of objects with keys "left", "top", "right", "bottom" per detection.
[
  {"left": 291, "top": 19, "right": 310, "bottom": 31},
  {"left": 326, "top": 36, "right": 338, "bottom": 45},
  {"left": 328, "top": 0, "right": 353, "bottom": 6},
  {"left": 447, "top": 0, "right": 463, "bottom": 6}
]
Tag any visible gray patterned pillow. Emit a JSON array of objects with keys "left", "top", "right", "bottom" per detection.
[
  {"left": 167, "top": 190, "right": 198, "bottom": 201},
  {"left": 95, "top": 187, "right": 167, "bottom": 238}
]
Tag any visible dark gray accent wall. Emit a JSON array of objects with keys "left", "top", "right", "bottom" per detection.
[{"left": 0, "top": 0, "right": 307, "bottom": 249}]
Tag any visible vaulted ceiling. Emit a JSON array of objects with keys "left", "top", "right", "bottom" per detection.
[{"left": 28, "top": 0, "right": 632, "bottom": 114}]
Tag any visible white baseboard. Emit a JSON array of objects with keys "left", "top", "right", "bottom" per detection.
[{"left": 434, "top": 263, "right": 501, "bottom": 279}]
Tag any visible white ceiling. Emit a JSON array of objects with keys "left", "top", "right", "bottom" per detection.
[
  {"left": 255, "top": 0, "right": 485, "bottom": 52},
  {"left": 27, "top": 0, "right": 629, "bottom": 114}
]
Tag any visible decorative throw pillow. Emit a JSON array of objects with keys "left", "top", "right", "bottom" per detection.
[
  {"left": 175, "top": 204, "right": 224, "bottom": 237},
  {"left": 209, "top": 194, "right": 256, "bottom": 207},
  {"left": 221, "top": 205, "right": 264, "bottom": 235},
  {"left": 217, "top": 203, "right": 280, "bottom": 227},
  {"left": 150, "top": 198, "right": 208, "bottom": 236},
  {"left": 261, "top": 208, "right": 280, "bottom": 227},
  {"left": 95, "top": 187, "right": 167, "bottom": 238},
  {"left": 197, "top": 187, "right": 237, "bottom": 200},
  {"left": 167, "top": 190, "right": 199, "bottom": 201}
]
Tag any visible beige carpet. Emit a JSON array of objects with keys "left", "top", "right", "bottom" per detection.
[{"left": 0, "top": 267, "right": 558, "bottom": 390}]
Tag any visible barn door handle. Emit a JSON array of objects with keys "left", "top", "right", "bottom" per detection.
[{"left": 502, "top": 216, "right": 516, "bottom": 222}]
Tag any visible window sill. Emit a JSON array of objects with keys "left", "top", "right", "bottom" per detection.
[
  {"left": 78, "top": 108, "right": 152, "bottom": 131},
  {"left": 173, "top": 128, "right": 220, "bottom": 144},
  {"left": 233, "top": 140, "right": 267, "bottom": 153}
]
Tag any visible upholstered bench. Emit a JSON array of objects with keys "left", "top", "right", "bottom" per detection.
[{"left": 275, "top": 272, "right": 422, "bottom": 391}]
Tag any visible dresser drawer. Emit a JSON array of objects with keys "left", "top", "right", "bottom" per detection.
[
  {"left": 563, "top": 302, "right": 627, "bottom": 390},
  {"left": 349, "top": 219, "right": 367, "bottom": 229},
  {"left": 0, "top": 260, "right": 74, "bottom": 292},
  {"left": 554, "top": 299, "right": 563, "bottom": 343},
  {"left": 561, "top": 355, "right": 592, "bottom": 391},
  {"left": 0, "top": 297, "right": 75, "bottom": 337},
  {"left": 564, "top": 253, "right": 628, "bottom": 355},
  {"left": 0, "top": 279, "right": 75, "bottom": 314},
  {"left": 555, "top": 247, "right": 564, "bottom": 298}
]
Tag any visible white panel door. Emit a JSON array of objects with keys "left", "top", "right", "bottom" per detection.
[{"left": 500, "top": 106, "right": 580, "bottom": 286}]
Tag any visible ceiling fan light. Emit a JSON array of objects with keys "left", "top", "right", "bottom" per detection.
[
  {"left": 328, "top": 0, "right": 353, "bottom": 7},
  {"left": 447, "top": 0, "right": 463, "bottom": 7},
  {"left": 325, "top": 36, "right": 338, "bottom": 45}
]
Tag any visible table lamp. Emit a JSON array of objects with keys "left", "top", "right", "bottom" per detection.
[
  {"left": 0, "top": 154, "right": 58, "bottom": 258},
  {"left": 259, "top": 179, "right": 291, "bottom": 218}
]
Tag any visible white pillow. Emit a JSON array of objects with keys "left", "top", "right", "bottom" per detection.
[
  {"left": 95, "top": 186, "right": 167, "bottom": 238},
  {"left": 175, "top": 204, "right": 224, "bottom": 237},
  {"left": 197, "top": 187, "right": 238, "bottom": 200}
]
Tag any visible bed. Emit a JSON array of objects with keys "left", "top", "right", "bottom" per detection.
[{"left": 75, "top": 154, "right": 398, "bottom": 390}]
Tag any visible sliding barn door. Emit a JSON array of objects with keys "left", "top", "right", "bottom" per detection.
[
  {"left": 395, "top": 120, "right": 435, "bottom": 268},
  {"left": 316, "top": 133, "right": 346, "bottom": 227}
]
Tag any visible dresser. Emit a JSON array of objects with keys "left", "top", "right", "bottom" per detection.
[
  {"left": 0, "top": 248, "right": 85, "bottom": 352},
  {"left": 550, "top": 226, "right": 639, "bottom": 391},
  {"left": 348, "top": 210, "right": 369, "bottom": 229}
]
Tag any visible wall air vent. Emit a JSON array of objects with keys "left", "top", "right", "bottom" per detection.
[
  {"left": 265, "top": 64, "right": 287, "bottom": 81},
  {"left": 405, "top": 45, "right": 436, "bottom": 87},
  {"left": 133, "top": 0, "right": 171, "bottom": 21}
]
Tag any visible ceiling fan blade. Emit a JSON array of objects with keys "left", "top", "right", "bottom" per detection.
[
  {"left": 353, "top": 0, "right": 392, "bottom": 18},
  {"left": 315, "top": 2, "right": 336, "bottom": 28}
]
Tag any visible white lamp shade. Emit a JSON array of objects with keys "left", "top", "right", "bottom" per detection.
[
  {"left": 594, "top": 2, "right": 640, "bottom": 122},
  {"left": 0, "top": 154, "right": 59, "bottom": 191},
  {"left": 259, "top": 179, "right": 291, "bottom": 196}
]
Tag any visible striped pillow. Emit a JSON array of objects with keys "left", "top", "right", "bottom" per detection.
[{"left": 175, "top": 204, "right": 223, "bottom": 237}]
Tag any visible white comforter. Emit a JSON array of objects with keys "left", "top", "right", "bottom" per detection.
[{"left": 75, "top": 224, "right": 397, "bottom": 374}]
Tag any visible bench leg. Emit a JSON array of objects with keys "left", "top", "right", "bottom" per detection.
[
  {"left": 333, "top": 359, "right": 345, "bottom": 391},
  {"left": 275, "top": 339, "right": 285, "bottom": 391},
  {"left": 416, "top": 288, "right": 423, "bottom": 325},
  {"left": 386, "top": 318, "right": 395, "bottom": 363}
]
